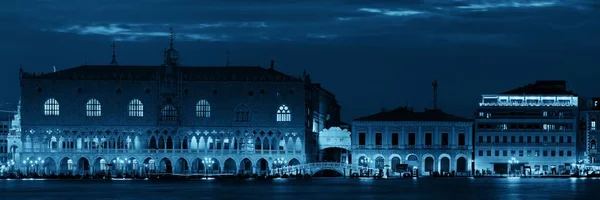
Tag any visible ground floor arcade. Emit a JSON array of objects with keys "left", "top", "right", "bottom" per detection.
[{"left": 352, "top": 150, "right": 472, "bottom": 177}]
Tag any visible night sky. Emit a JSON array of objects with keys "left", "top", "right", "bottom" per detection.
[{"left": 1, "top": 0, "right": 599, "bottom": 121}]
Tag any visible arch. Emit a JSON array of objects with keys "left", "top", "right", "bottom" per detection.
[
  {"left": 406, "top": 154, "right": 418, "bottom": 161},
  {"left": 93, "top": 157, "right": 107, "bottom": 174},
  {"left": 311, "top": 168, "right": 344, "bottom": 176},
  {"left": 43, "top": 157, "right": 57, "bottom": 175},
  {"left": 128, "top": 99, "right": 144, "bottom": 117},
  {"left": 424, "top": 156, "right": 434, "bottom": 173},
  {"left": 149, "top": 136, "right": 157, "bottom": 149},
  {"left": 77, "top": 157, "right": 90, "bottom": 175},
  {"left": 159, "top": 157, "right": 172, "bottom": 173},
  {"left": 456, "top": 157, "right": 468, "bottom": 173},
  {"left": 44, "top": 98, "right": 59, "bottom": 116},
  {"left": 196, "top": 100, "right": 211, "bottom": 118},
  {"left": 161, "top": 104, "right": 178, "bottom": 121},
  {"left": 288, "top": 158, "right": 301, "bottom": 166},
  {"left": 86, "top": 99, "right": 101, "bottom": 117},
  {"left": 240, "top": 158, "right": 252, "bottom": 175},
  {"left": 357, "top": 156, "right": 369, "bottom": 168},
  {"left": 255, "top": 137, "right": 261, "bottom": 150},
  {"left": 174, "top": 158, "right": 188, "bottom": 174},
  {"left": 294, "top": 137, "right": 302, "bottom": 151},
  {"left": 206, "top": 158, "right": 220, "bottom": 173},
  {"left": 276, "top": 104, "right": 291, "bottom": 121},
  {"left": 191, "top": 158, "right": 205, "bottom": 174},
  {"left": 256, "top": 158, "right": 269, "bottom": 175},
  {"left": 438, "top": 153, "right": 451, "bottom": 173},
  {"left": 374, "top": 155, "right": 385, "bottom": 169},
  {"left": 391, "top": 156, "right": 402, "bottom": 173},
  {"left": 126, "top": 157, "right": 138, "bottom": 175},
  {"left": 223, "top": 158, "right": 236, "bottom": 174},
  {"left": 59, "top": 157, "right": 73, "bottom": 175},
  {"left": 592, "top": 139, "right": 597, "bottom": 150}
]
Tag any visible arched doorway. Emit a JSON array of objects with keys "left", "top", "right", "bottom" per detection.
[
  {"left": 240, "top": 158, "right": 252, "bottom": 175},
  {"left": 224, "top": 158, "right": 236, "bottom": 174},
  {"left": 93, "top": 157, "right": 107, "bottom": 174},
  {"left": 456, "top": 157, "right": 467, "bottom": 173},
  {"left": 375, "top": 156, "right": 385, "bottom": 169},
  {"left": 191, "top": 158, "right": 204, "bottom": 174},
  {"left": 159, "top": 158, "right": 172, "bottom": 173},
  {"left": 288, "top": 158, "right": 301, "bottom": 166},
  {"left": 59, "top": 157, "right": 72, "bottom": 175},
  {"left": 424, "top": 157, "right": 434, "bottom": 173},
  {"left": 440, "top": 157, "right": 450, "bottom": 173},
  {"left": 391, "top": 157, "right": 401, "bottom": 173},
  {"left": 143, "top": 157, "right": 155, "bottom": 174},
  {"left": 358, "top": 156, "right": 369, "bottom": 167},
  {"left": 127, "top": 157, "right": 138, "bottom": 175},
  {"left": 43, "top": 157, "right": 57, "bottom": 175},
  {"left": 256, "top": 158, "right": 269, "bottom": 175},
  {"left": 208, "top": 158, "right": 220, "bottom": 174},
  {"left": 175, "top": 158, "right": 188, "bottom": 174},
  {"left": 77, "top": 157, "right": 90, "bottom": 175}
]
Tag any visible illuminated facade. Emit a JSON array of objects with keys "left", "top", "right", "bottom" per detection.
[
  {"left": 12, "top": 37, "right": 341, "bottom": 176},
  {"left": 0, "top": 116, "right": 10, "bottom": 164},
  {"left": 474, "top": 81, "right": 578, "bottom": 176},
  {"left": 352, "top": 107, "right": 474, "bottom": 177},
  {"left": 579, "top": 98, "right": 600, "bottom": 166}
]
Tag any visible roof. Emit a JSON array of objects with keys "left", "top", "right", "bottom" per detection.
[
  {"left": 353, "top": 107, "right": 472, "bottom": 122},
  {"left": 501, "top": 80, "right": 577, "bottom": 95},
  {"left": 20, "top": 65, "right": 303, "bottom": 82}
]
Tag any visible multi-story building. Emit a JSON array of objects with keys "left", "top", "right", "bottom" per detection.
[
  {"left": 579, "top": 97, "right": 600, "bottom": 168},
  {"left": 0, "top": 114, "right": 11, "bottom": 164},
  {"left": 13, "top": 34, "right": 341, "bottom": 176},
  {"left": 351, "top": 107, "right": 474, "bottom": 177},
  {"left": 474, "top": 80, "right": 578, "bottom": 176}
]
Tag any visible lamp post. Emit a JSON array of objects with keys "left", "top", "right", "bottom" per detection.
[
  {"left": 360, "top": 157, "right": 372, "bottom": 176},
  {"left": 508, "top": 157, "right": 519, "bottom": 177},
  {"left": 202, "top": 158, "right": 214, "bottom": 178},
  {"left": 273, "top": 158, "right": 285, "bottom": 175}
]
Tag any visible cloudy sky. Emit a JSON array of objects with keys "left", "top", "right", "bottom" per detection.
[{"left": 1, "top": 0, "right": 599, "bottom": 121}]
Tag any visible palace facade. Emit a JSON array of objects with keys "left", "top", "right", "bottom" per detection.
[
  {"left": 579, "top": 97, "right": 600, "bottom": 167},
  {"left": 351, "top": 107, "right": 474, "bottom": 177},
  {"left": 11, "top": 37, "right": 342, "bottom": 176},
  {"left": 474, "top": 81, "right": 579, "bottom": 176}
]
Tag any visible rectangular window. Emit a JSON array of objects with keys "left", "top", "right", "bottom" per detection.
[
  {"left": 543, "top": 136, "right": 548, "bottom": 142},
  {"left": 425, "top": 133, "right": 432, "bottom": 146},
  {"left": 511, "top": 136, "right": 515, "bottom": 143},
  {"left": 567, "top": 151, "right": 572, "bottom": 156},
  {"left": 567, "top": 136, "right": 572, "bottom": 143},
  {"left": 495, "top": 136, "right": 500, "bottom": 143},
  {"left": 408, "top": 133, "right": 416, "bottom": 145},
  {"left": 458, "top": 134, "right": 465, "bottom": 146},
  {"left": 551, "top": 136, "right": 556, "bottom": 143},
  {"left": 593, "top": 121, "right": 597, "bottom": 130},
  {"left": 359, "top": 133, "right": 366, "bottom": 146},
  {"left": 543, "top": 151, "right": 548, "bottom": 157},
  {"left": 519, "top": 136, "right": 523, "bottom": 143},
  {"left": 535, "top": 136, "right": 540, "bottom": 143},
  {"left": 551, "top": 151, "right": 556, "bottom": 157},
  {"left": 391, "top": 133, "right": 399, "bottom": 146},
  {"left": 527, "top": 136, "right": 532, "bottom": 143},
  {"left": 375, "top": 133, "right": 382, "bottom": 146},
  {"left": 519, "top": 150, "right": 523, "bottom": 157},
  {"left": 442, "top": 133, "right": 449, "bottom": 146},
  {"left": 486, "top": 150, "right": 491, "bottom": 156},
  {"left": 478, "top": 150, "right": 483, "bottom": 156},
  {"left": 478, "top": 136, "right": 483, "bottom": 143},
  {"left": 503, "top": 150, "right": 507, "bottom": 156},
  {"left": 527, "top": 150, "right": 532, "bottom": 157},
  {"left": 559, "top": 150, "right": 564, "bottom": 156},
  {"left": 535, "top": 150, "right": 539, "bottom": 157},
  {"left": 503, "top": 136, "right": 508, "bottom": 143},
  {"left": 511, "top": 150, "right": 515, "bottom": 156},
  {"left": 495, "top": 150, "right": 499, "bottom": 156},
  {"left": 559, "top": 136, "right": 564, "bottom": 143},
  {"left": 487, "top": 136, "right": 491, "bottom": 143}
]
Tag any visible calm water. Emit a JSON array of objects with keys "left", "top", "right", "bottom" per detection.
[{"left": 1, "top": 178, "right": 598, "bottom": 200}]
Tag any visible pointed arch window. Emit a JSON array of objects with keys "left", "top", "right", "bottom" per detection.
[
  {"left": 86, "top": 99, "right": 101, "bottom": 117},
  {"left": 162, "top": 104, "right": 178, "bottom": 121},
  {"left": 196, "top": 100, "right": 211, "bottom": 118},
  {"left": 128, "top": 99, "right": 144, "bottom": 117},
  {"left": 235, "top": 104, "right": 250, "bottom": 122},
  {"left": 277, "top": 105, "right": 291, "bottom": 122},
  {"left": 44, "top": 98, "right": 59, "bottom": 116}
]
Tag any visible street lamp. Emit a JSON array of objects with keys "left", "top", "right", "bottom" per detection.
[
  {"left": 360, "top": 157, "right": 372, "bottom": 176},
  {"left": 202, "top": 158, "right": 214, "bottom": 177},
  {"left": 508, "top": 157, "right": 519, "bottom": 177},
  {"left": 273, "top": 158, "right": 285, "bottom": 175}
]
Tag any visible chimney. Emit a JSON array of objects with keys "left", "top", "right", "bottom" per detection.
[
  {"left": 432, "top": 80, "right": 438, "bottom": 110},
  {"left": 270, "top": 60, "right": 275, "bottom": 70}
]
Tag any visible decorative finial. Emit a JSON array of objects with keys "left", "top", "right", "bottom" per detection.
[
  {"left": 110, "top": 41, "right": 118, "bottom": 65},
  {"left": 226, "top": 48, "right": 231, "bottom": 67},
  {"left": 169, "top": 27, "right": 175, "bottom": 49}
]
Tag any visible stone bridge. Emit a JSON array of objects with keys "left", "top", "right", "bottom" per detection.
[{"left": 272, "top": 162, "right": 376, "bottom": 176}]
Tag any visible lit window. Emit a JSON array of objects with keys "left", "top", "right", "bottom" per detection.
[
  {"left": 128, "top": 99, "right": 143, "bottom": 117},
  {"left": 543, "top": 111, "right": 548, "bottom": 117},
  {"left": 235, "top": 104, "right": 250, "bottom": 122},
  {"left": 595, "top": 101, "right": 598, "bottom": 107},
  {"left": 86, "top": 99, "right": 101, "bottom": 117},
  {"left": 161, "top": 104, "right": 178, "bottom": 121},
  {"left": 479, "top": 112, "right": 484, "bottom": 117},
  {"left": 196, "top": 100, "right": 211, "bottom": 118},
  {"left": 592, "top": 119, "right": 596, "bottom": 130},
  {"left": 277, "top": 105, "right": 291, "bottom": 122},
  {"left": 44, "top": 98, "right": 59, "bottom": 116}
]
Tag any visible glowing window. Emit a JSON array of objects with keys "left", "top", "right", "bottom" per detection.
[
  {"left": 162, "top": 105, "right": 178, "bottom": 121},
  {"left": 86, "top": 99, "right": 101, "bottom": 117},
  {"left": 592, "top": 119, "right": 596, "bottom": 130},
  {"left": 277, "top": 105, "right": 291, "bottom": 122},
  {"left": 44, "top": 98, "right": 59, "bottom": 116},
  {"left": 128, "top": 99, "right": 143, "bottom": 117},
  {"left": 235, "top": 104, "right": 250, "bottom": 122},
  {"left": 196, "top": 100, "right": 211, "bottom": 118}
]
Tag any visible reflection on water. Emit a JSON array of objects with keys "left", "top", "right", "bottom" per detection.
[{"left": 0, "top": 178, "right": 597, "bottom": 200}]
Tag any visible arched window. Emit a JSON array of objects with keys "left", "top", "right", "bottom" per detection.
[
  {"left": 592, "top": 139, "right": 597, "bottom": 150},
  {"left": 86, "top": 99, "right": 101, "bottom": 117},
  {"left": 44, "top": 98, "right": 59, "bottom": 116},
  {"left": 234, "top": 104, "right": 250, "bottom": 122},
  {"left": 277, "top": 105, "right": 291, "bottom": 122},
  {"left": 196, "top": 100, "right": 210, "bottom": 118},
  {"left": 128, "top": 99, "right": 144, "bottom": 117},
  {"left": 162, "top": 104, "right": 178, "bottom": 121}
]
